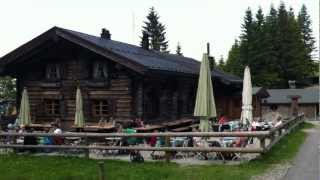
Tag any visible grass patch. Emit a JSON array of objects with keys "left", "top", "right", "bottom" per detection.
[{"left": 0, "top": 122, "right": 314, "bottom": 180}]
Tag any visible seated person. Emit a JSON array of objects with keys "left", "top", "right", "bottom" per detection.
[
  {"left": 148, "top": 129, "right": 158, "bottom": 147},
  {"left": 274, "top": 119, "right": 282, "bottom": 128},
  {"left": 52, "top": 123, "right": 64, "bottom": 145},
  {"left": 42, "top": 127, "right": 53, "bottom": 145},
  {"left": 218, "top": 113, "right": 229, "bottom": 132},
  {"left": 264, "top": 105, "right": 282, "bottom": 126},
  {"left": 16, "top": 125, "right": 26, "bottom": 144},
  {"left": 218, "top": 113, "right": 228, "bottom": 124},
  {"left": 191, "top": 127, "right": 202, "bottom": 147},
  {"left": 133, "top": 117, "right": 144, "bottom": 128},
  {"left": 251, "top": 119, "right": 260, "bottom": 131}
]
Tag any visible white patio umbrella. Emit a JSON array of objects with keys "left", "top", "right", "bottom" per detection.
[{"left": 240, "top": 66, "right": 253, "bottom": 127}]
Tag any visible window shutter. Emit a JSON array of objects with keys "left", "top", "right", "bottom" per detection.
[
  {"left": 59, "top": 98, "right": 66, "bottom": 118},
  {"left": 93, "top": 63, "right": 99, "bottom": 79},
  {"left": 103, "top": 63, "right": 108, "bottom": 79},
  {"left": 56, "top": 64, "right": 61, "bottom": 79}
]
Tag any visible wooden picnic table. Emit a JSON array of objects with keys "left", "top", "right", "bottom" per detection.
[
  {"left": 134, "top": 124, "right": 164, "bottom": 132},
  {"left": 162, "top": 119, "right": 193, "bottom": 127},
  {"left": 29, "top": 124, "right": 52, "bottom": 130},
  {"left": 71, "top": 124, "right": 116, "bottom": 132}
]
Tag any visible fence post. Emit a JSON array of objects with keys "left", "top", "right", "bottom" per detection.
[
  {"left": 278, "top": 128, "right": 282, "bottom": 136},
  {"left": 165, "top": 136, "right": 170, "bottom": 163},
  {"left": 270, "top": 131, "right": 275, "bottom": 144},
  {"left": 259, "top": 137, "right": 266, "bottom": 152},
  {"left": 85, "top": 135, "right": 89, "bottom": 158},
  {"left": 98, "top": 161, "right": 106, "bottom": 180}
]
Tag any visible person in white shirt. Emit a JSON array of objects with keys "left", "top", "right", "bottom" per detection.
[
  {"left": 264, "top": 105, "right": 282, "bottom": 125},
  {"left": 53, "top": 124, "right": 62, "bottom": 134}
]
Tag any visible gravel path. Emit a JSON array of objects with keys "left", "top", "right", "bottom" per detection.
[
  {"left": 282, "top": 125, "right": 320, "bottom": 180},
  {"left": 253, "top": 121, "right": 320, "bottom": 180}
]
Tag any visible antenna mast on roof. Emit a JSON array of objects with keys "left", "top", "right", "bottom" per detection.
[
  {"left": 207, "top": 42, "right": 210, "bottom": 56},
  {"left": 132, "top": 12, "right": 136, "bottom": 44}
]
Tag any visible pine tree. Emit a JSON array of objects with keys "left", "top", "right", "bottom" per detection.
[
  {"left": 298, "top": 4, "right": 316, "bottom": 60},
  {"left": 176, "top": 42, "right": 183, "bottom": 56},
  {"left": 274, "top": 4, "right": 312, "bottom": 87},
  {"left": 225, "top": 3, "right": 316, "bottom": 88},
  {"left": 225, "top": 39, "right": 241, "bottom": 75},
  {"left": 208, "top": 56, "right": 216, "bottom": 71},
  {"left": 217, "top": 56, "right": 225, "bottom": 70},
  {"left": 141, "top": 7, "right": 169, "bottom": 53},
  {"left": 238, "top": 8, "right": 255, "bottom": 76}
]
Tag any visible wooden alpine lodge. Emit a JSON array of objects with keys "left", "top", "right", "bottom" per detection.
[{"left": 0, "top": 27, "right": 268, "bottom": 129}]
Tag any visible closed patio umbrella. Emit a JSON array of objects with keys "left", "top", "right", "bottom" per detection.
[
  {"left": 17, "top": 88, "right": 31, "bottom": 127},
  {"left": 240, "top": 66, "right": 253, "bottom": 127},
  {"left": 194, "top": 54, "right": 217, "bottom": 132},
  {"left": 74, "top": 87, "right": 85, "bottom": 128}
]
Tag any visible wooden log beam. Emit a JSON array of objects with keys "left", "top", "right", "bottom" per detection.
[
  {"left": 0, "top": 144, "right": 264, "bottom": 153},
  {"left": 0, "top": 131, "right": 270, "bottom": 138}
]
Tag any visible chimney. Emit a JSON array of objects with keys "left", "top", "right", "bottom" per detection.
[
  {"left": 101, "top": 28, "right": 111, "bottom": 40},
  {"left": 288, "top": 80, "right": 296, "bottom": 89},
  {"left": 141, "top": 32, "right": 150, "bottom": 50},
  {"left": 207, "top": 42, "right": 210, "bottom": 56},
  {"left": 288, "top": 95, "right": 301, "bottom": 117}
]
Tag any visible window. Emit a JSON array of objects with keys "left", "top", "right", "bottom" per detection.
[
  {"left": 45, "top": 99, "right": 60, "bottom": 115},
  {"left": 93, "top": 62, "right": 108, "bottom": 79},
  {"left": 92, "top": 100, "right": 110, "bottom": 117},
  {"left": 46, "top": 64, "right": 60, "bottom": 80}
]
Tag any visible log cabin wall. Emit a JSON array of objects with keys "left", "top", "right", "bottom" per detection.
[
  {"left": 141, "top": 76, "right": 197, "bottom": 123},
  {"left": 15, "top": 40, "right": 134, "bottom": 129}
]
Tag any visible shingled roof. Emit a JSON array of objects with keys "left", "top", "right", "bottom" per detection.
[
  {"left": 0, "top": 26, "right": 242, "bottom": 84},
  {"left": 262, "top": 89, "right": 318, "bottom": 104}
]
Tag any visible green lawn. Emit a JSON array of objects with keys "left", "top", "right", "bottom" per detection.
[{"left": 0, "top": 123, "right": 314, "bottom": 180}]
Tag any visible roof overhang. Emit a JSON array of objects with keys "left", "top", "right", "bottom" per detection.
[{"left": 0, "top": 27, "right": 147, "bottom": 75}]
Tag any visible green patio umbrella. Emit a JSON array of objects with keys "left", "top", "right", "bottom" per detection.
[
  {"left": 194, "top": 54, "right": 217, "bottom": 132},
  {"left": 17, "top": 88, "right": 31, "bottom": 127},
  {"left": 74, "top": 87, "right": 85, "bottom": 128}
]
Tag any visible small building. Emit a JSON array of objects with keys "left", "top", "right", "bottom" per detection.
[
  {"left": 262, "top": 88, "right": 318, "bottom": 120},
  {"left": 0, "top": 27, "right": 244, "bottom": 129}
]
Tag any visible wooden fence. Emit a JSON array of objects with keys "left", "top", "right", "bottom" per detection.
[{"left": 0, "top": 114, "right": 304, "bottom": 161}]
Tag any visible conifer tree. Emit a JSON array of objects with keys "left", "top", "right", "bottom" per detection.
[
  {"left": 298, "top": 4, "right": 316, "bottom": 60},
  {"left": 217, "top": 56, "right": 225, "bottom": 70},
  {"left": 225, "top": 3, "right": 316, "bottom": 88},
  {"left": 176, "top": 42, "right": 183, "bottom": 56},
  {"left": 141, "top": 7, "right": 169, "bottom": 53},
  {"left": 225, "top": 40, "right": 241, "bottom": 75}
]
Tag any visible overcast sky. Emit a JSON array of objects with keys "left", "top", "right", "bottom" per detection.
[{"left": 0, "top": 0, "right": 318, "bottom": 61}]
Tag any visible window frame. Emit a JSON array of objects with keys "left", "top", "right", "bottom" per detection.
[
  {"left": 44, "top": 99, "right": 61, "bottom": 116},
  {"left": 91, "top": 99, "right": 112, "bottom": 117},
  {"left": 92, "top": 62, "right": 108, "bottom": 80},
  {"left": 46, "top": 64, "right": 61, "bottom": 81}
]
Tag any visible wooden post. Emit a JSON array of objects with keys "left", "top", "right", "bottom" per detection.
[
  {"left": 278, "top": 128, "right": 282, "bottom": 136},
  {"left": 98, "top": 161, "right": 105, "bottom": 180},
  {"left": 85, "top": 136, "right": 89, "bottom": 158},
  {"left": 165, "top": 136, "right": 170, "bottom": 163},
  {"left": 260, "top": 137, "right": 266, "bottom": 152},
  {"left": 270, "top": 131, "right": 275, "bottom": 143}
]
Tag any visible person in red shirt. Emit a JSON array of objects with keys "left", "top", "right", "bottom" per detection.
[
  {"left": 218, "top": 113, "right": 228, "bottom": 125},
  {"left": 218, "top": 113, "right": 228, "bottom": 132}
]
